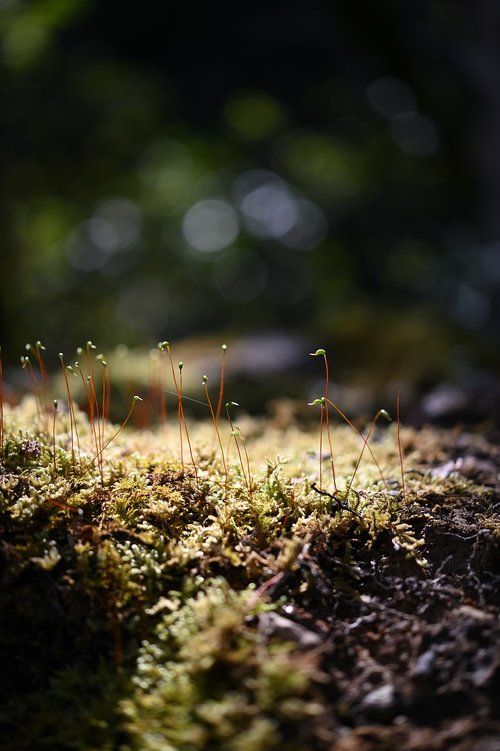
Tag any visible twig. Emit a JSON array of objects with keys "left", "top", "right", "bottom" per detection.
[{"left": 310, "top": 481, "right": 364, "bottom": 519}]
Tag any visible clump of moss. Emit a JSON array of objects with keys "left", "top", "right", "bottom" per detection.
[
  {"left": 122, "top": 578, "right": 324, "bottom": 751},
  {"left": 0, "top": 392, "right": 492, "bottom": 750}
]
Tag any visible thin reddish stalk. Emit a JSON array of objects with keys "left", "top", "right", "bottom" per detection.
[
  {"left": 64, "top": 366, "right": 81, "bottom": 462},
  {"left": 76, "top": 364, "right": 101, "bottom": 474},
  {"left": 158, "top": 345, "right": 167, "bottom": 426},
  {"left": 87, "top": 375, "right": 104, "bottom": 483},
  {"left": 178, "top": 364, "right": 199, "bottom": 486},
  {"left": 52, "top": 400, "right": 58, "bottom": 480},
  {"left": 345, "top": 408, "right": 391, "bottom": 498},
  {"left": 322, "top": 352, "right": 337, "bottom": 491},
  {"left": 215, "top": 344, "right": 227, "bottom": 425},
  {"left": 325, "top": 398, "right": 389, "bottom": 492},
  {"left": 33, "top": 342, "right": 48, "bottom": 419},
  {"left": 59, "top": 355, "right": 75, "bottom": 467},
  {"left": 103, "top": 361, "right": 111, "bottom": 422},
  {"left": 22, "top": 356, "right": 41, "bottom": 421},
  {"left": 241, "top": 439, "right": 252, "bottom": 496},
  {"left": 90, "top": 396, "right": 142, "bottom": 465},
  {"left": 162, "top": 344, "right": 184, "bottom": 471},
  {"left": 87, "top": 376, "right": 102, "bottom": 458},
  {"left": 101, "top": 366, "right": 107, "bottom": 455},
  {"left": 97, "top": 358, "right": 110, "bottom": 458},
  {"left": 226, "top": 403, "right": 252, "bottom": 497},
  {"left": 319, "top": 401, "right": 324, "bottom": 490},
  {"left": 397, "top": 391, "right": 406, "bottom": 497},
  {"left": 204, "top": 375, "right": 228, "bottom": 492},
  {"left": 85, "top": 341, "right": 96, "bottom": 382},
  {"left": 177, "top": 363, "right": 185, "bottom": 469}
]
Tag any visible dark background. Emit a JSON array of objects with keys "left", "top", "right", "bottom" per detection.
[{"left": 1, "top": 0, "right": 500, "bottom": 416}]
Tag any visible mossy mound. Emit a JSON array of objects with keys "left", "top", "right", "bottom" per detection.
[{"left": 1, "top": 400, "right": 499, "bottom": 750}]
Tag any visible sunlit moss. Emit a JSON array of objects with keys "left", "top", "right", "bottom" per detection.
[{"left": 0, "top": 398, "right": 490, "bottom": 749}]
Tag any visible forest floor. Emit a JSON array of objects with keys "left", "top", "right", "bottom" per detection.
[
  {"left": 0, "top": 399, "right": 499, "bottom": 750},
  {"left": 308, "top": 426, "right": 500, "bottom": 751}
]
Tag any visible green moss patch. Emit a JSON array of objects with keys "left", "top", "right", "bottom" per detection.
[{"left": 1, "top": 399, "right": 499, "bottom": 750}]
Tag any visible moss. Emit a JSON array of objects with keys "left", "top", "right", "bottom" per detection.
[
  {"left": 0, "top": 397, "right": 495, "bottom": 750},
  {"left": 121, "top": 578, "right": 322, "bottom": 751}
]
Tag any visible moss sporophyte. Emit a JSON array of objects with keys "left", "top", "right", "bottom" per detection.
[{"left": 0, "top": 339, "right": 453, "bottom": 750}]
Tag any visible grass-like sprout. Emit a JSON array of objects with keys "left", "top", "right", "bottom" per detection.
[
  {"left": 52, "top": 399, "right": 58, "bottom": 480},
  {"left": 215, "top": 343, "right": 227, "bottom": 425},
  {"left": 310, "top": 348, "right": 337, "bottom": 491},
  {"left": 226, "top": 401, "right": 252, "bottom": 498},
  {"left": 203, "top": 374, "right": 228, "bottom": 492}
]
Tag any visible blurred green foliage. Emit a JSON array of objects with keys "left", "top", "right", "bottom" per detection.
[{"left": 0, "top": 0, "right": 498, "bottom": 384}]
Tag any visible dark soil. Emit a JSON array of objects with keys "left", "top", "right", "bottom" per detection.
[{"left": 271, "top": 429, "right": 500, "bottom": 750}]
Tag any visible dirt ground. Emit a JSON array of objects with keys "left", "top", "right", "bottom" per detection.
[{"left": 277, "top": 428, "right": 500, "bottom": 750}]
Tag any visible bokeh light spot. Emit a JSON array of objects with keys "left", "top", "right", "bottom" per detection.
[
  {"left": 67, "top": 198, "right": 142, "bottom": 273},
  {"left": 182, "top": 199, "right": 239, "bottom": 252},
  {"left": 239, "top": 177, "right": 294, "bottom": 239},
  {"left": 92, "top": 198, "right": 142, "bottom": 251},
  {"left": 280, "top": 199, "right": 327, "bottom": 250},
  {"left": 234, "top": 170, "right": 327, "bottom": 248}
]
